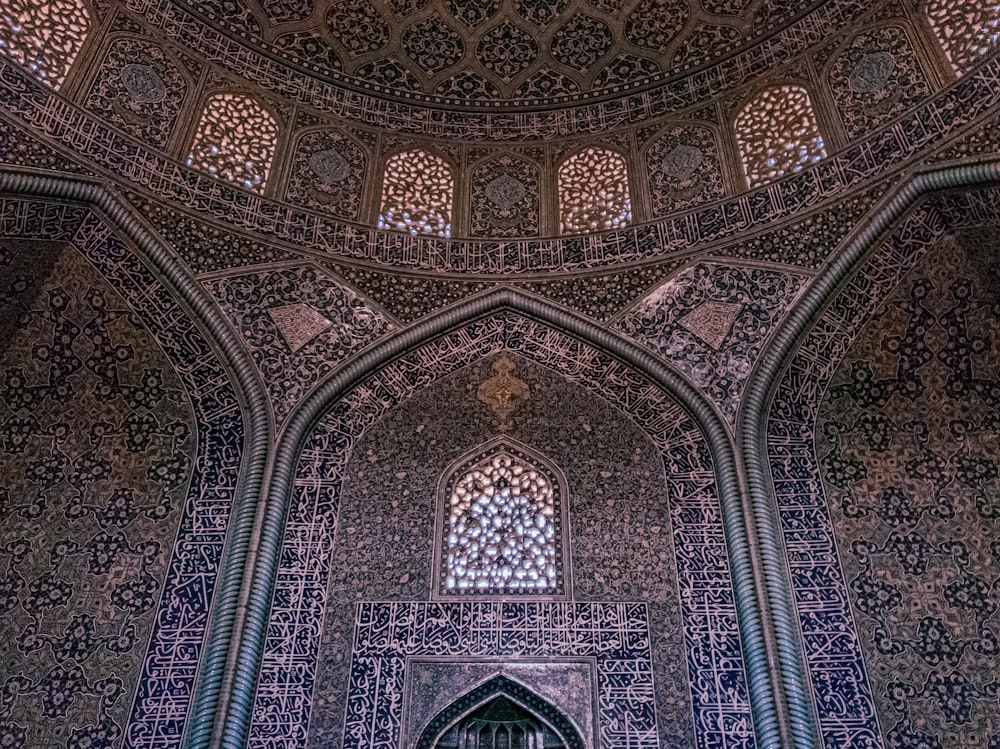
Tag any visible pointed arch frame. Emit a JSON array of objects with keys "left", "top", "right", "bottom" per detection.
[
  {"left": 432, "top": 435, "right": 571, "bottom": 599},
  {"left": 222, "top": 285, "right": 784, "bottom": 749},
  {"left": 556, "top": 144, "right": 634, "bottom": 234},
  {"left": 415, "top": 674, "right": 586, "bottom": 749},
  {"left": 7, "top": 160, "right": 1000, "bottom": 749}
]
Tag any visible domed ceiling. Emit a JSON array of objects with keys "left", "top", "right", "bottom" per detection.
[{"left": 181, "top": 0, "right": 832, "bottom": 106}]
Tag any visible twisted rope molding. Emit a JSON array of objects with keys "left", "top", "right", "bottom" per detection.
[
  {"left": 738, "top": 157, "right": 1000, "bottom": 749},
  {"left": 0, "top": 169, "right": 273, "bottom": 749},
  {"left": 6, "top": 158, "right": 1000, "bottom": 749},
  {"left": 216, "top": 285, "right": 795, "bottom": 749}
]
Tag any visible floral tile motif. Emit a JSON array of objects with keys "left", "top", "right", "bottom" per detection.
[
  {"left": 817, "top": 239, "right": 1000, "bottom": 748},
  {"left": 0, "top": 239, "right": 195, "bottom": 747},
  {"left": 615, "top": 262, "right": 807, "bottom": 423},
  {"left": 205, "top": 265, "right": 394, "bottom": 420}
]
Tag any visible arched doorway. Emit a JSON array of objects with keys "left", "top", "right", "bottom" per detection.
[{"left": 416, "top": 676, "right": 585, "bottom": 749}]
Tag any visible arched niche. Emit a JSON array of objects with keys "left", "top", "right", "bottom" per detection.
[
  {"left": 434, "top": 437, "right": 569, "bottom": 598},
  {"left": 416, "top": 676, "right": 586, "bottom": 749}
]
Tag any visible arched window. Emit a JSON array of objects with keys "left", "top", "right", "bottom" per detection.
[
  {"left": 926, "top": 0, "right": 1000, "bottom": 74},
  {"left": 438, "top": 441, "right": 565, "bottom": 596},
  {"left": 558, "top": 147, "right": 632, "bottom": 234},
  {"left": 186, "top": 93, "right": 279, "bottom": 192},
  {"left": 734, "top": 85, "right": 827, "bottom": 188},
  {"left": 0, "top": 0, "right": 90, "bottom": 87},
  {"left": 378, "top": 149, "right": 454, "bottom": 238},
  {"left": 417, "top": 676, "right": 584, "bottom": 749}
]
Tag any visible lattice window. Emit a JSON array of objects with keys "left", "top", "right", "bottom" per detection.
[
  {"left": 558, "top": 147, "right": 632, "bottom": 233},
  {"left": 926, "top": 0, "right": 1000, "bottom": 74},
  {"left": 186, "top": 94, "right": 279, "bottom": 192},
  {"left": 439, "top": 444, "right": 563, "bottom": 595},
  {"left": 734, "top": 86, "right": 827, "bottom": 188},
  {"left": 0, "top": 0, "right": 90, "bottom": 87},
  {"left": 378, "top": 149, "right": 454, "bottom": 238}
]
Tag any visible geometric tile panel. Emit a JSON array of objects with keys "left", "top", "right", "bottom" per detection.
[
  {"left": 267, "top": 303, "right": 334, "bottom": 352},
  {"left": 678, "top": 300, "right": 744, "bottom": 349}
]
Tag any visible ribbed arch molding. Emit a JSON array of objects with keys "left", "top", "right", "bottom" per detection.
[
  {"left": 0, "top": 170, "right": 272, "bottom": 749},
  {"left": 739, "top": 159, "right": 1000, "bottom": 749},
  {"left": 219, "top": 286, "right": 799, "bottom": 749}
]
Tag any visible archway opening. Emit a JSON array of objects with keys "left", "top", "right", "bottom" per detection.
[{"left": 417, "top": 676, "right": 585, "bottom": 749}]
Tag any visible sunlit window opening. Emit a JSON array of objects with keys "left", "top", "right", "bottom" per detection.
[
  {"left": 926, "top": 0, "right": 1000, "bottom": 74},
  {"left": 0, "top": 0, "right": 90, "bottom": 87},
  {"left": 186, "top": 93, "right": 279, "bottom": 192},
  {"left": 378, "top": 149, "right": 454, "bottom": 238},
  {"left": 444, "top": 450, "right": 559, "bottom": 594},
  {"left": 558, "top": 147, "right": 632, "bottom": 234},
  {"left": 735, "top": 85, "right": 827, "bottom": 188}
]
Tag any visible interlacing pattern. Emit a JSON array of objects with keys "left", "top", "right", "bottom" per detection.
[
  {"left": 186, "top": 94, "right": 279, "bottom": 192},
  {"left": 444, "top": 451, "right": 558, "bottom": 593},
  {"left": 558, "top": 147, "right": 632, "bottom": 233},
  {"left": 735, "top": 86, "right": 827, "bottom": 188},
  {"left": 926, "top": 0, "right": 1000, "bottom": 74},
  {"left": 378, "top": 150, "right": 454, "bottom": 237},
  {"left": 0, "top": 0, "right": 89, "bottom": 86}
]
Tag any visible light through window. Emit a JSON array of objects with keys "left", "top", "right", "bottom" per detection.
[
  {"left": 0, "top": 0, "right": 89, "bottom": 87},
  {"left": 441, "top": 445, "right": 562, "bottom": 595},
  {"left": 558, "top": 147, "right": 632, "bottom": 234},
  {"left": 186, "top": 93, "right": 279, "bottom": 192},
  {"left": 378, "top": 149, "right": 454, "bottom": 238},
  {"left": 926, "top": 0, "right": 1000, "bottom": 74},
  {"left": 735, "top": 85, "right": 826, "bottom": 188}
]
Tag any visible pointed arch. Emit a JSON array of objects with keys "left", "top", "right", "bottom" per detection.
[
  {"left": 378, "top": 147, "right": 455, "bottom": 237},
  {"left": 734, "top": 84, "right": 827, "bottom": 188},
  {"left": 222, "top": 286, "right": 801, "bottom": 749},
  {"left": 434, "top": 437, "right": 569, "bottom": 597},
  {"left": 0, "top": 169, "right": 272, "bottom": 749},
  {"left": 925, "top": 0, "right": 1000, "bottom": 74},
  {"left": 416, "top": 675, "right": 585, "bottom": 749},
  {"left": 186, "top": 92, "right": 279, "bottom": 192},
  {"left": 468, "top": 152, "right": 541, "bottom": 238},
  {"left": 739, "top": 159, "right": 1000, "bottom": 749},
  {"left": 0, "top": 0, "right": 90, "bottom": 87}
]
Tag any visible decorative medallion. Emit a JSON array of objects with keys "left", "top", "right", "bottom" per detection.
[
  {"left": 402, "top": 16, "right": 465, "bottom": 75},
  {"left": 849, "top": 51, "right": 896, "bottom": 93},
  {"left": 661, "top": 144, "right": 704, "bottom": 180},
  {"left": 120, "top": 63, "right": 167, "bottom": 104},
  {"left": 677, "top": 300, "right": 743, "bottom": 349},
  {"left": 308, "top": 148, "right": 351, "bottom": 184},
  {"left": 267, "top": 303, "right": 333, "bottom": 352},
  {"left": 477, "top": 356, "right": 530, "bottom": 425},
  {"left": 551, "top": 13, "right": 613, "bottom": 73},
  {"left": 477, "top": 19, "right": 539, "bottom": 81},
  {"left": 484, "top": 174, "right": 526, "bottom": 211}
]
